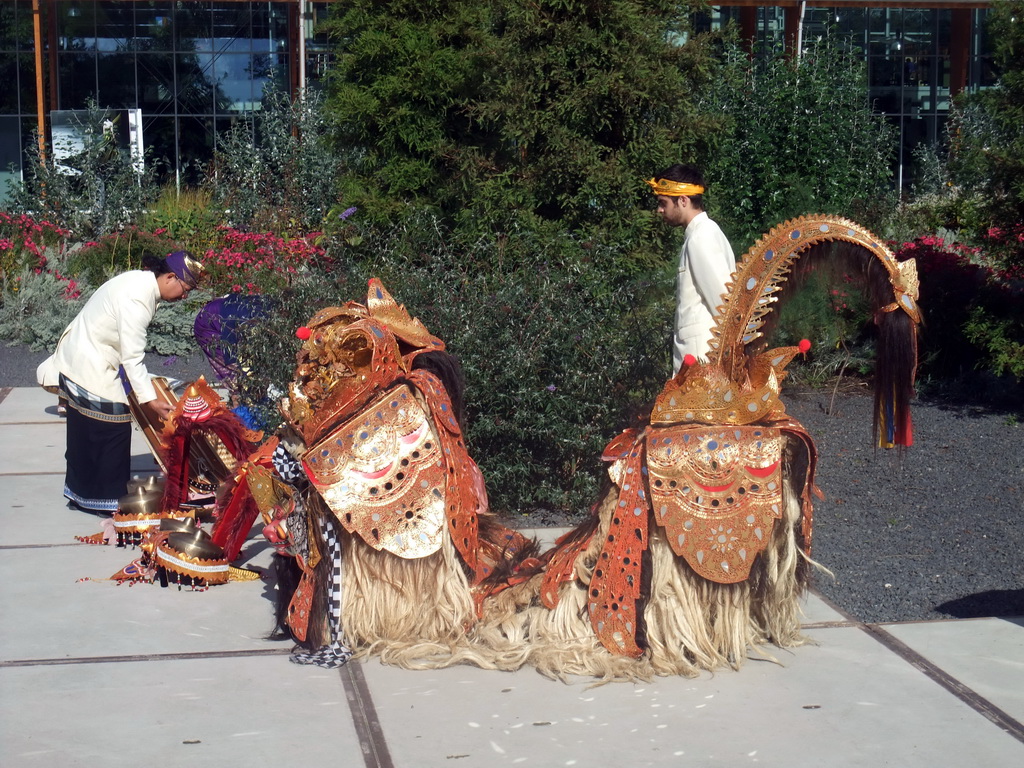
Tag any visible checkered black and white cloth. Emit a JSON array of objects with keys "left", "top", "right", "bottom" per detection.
[
  {"left": 271, "top": 442, "right": 305, "bottom": 484},
  {"left": 290, "top": 515, "right": 352, "bottom": 669}
]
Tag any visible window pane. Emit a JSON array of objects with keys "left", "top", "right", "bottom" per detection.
[
  {"left": 17, "top": 52, "right": 37, "bottom": 114},
  {"left": 175, "top": 2, "right": 213, "bottom": 53},
  {"left": 95, "top": 2, "right": 135, "bottom": 52},
  {"left": 137, "top": 2, "right": 175, "bottom": 53},
  {"left": 58, "top": 52, "right": 97, "bottom": 109},
  {"left": 0, "top": 115, "right": 22, "bottom": 170},
  {"left": 177, "top": 52, "right": 215, "bottom": 114},
  {"left": 214, "top": 53, "right": 254, "bottom": 113},
  {"left": 177, "top": 115, "right": 215, "bottom": 184},
  {"left": 1, "top": 3, "right": 32, "bottom": 50},
  {"left": 98, "top": 53, "right": 137, "bottom": 107},
  {"left": 136, "top": 53, "right": 175, "bottom": 111},
  {"left": 0, "top": 52, "right": 20, "bottom": 113},
  {"left": 213, "top": 3, "right": 251, "bottom": 44},
  {"left": 142, "top": 114, "right": 177, "bottom": 170},
  {"left": 60, "top": 1, "right": 98, "bottom": 51}
]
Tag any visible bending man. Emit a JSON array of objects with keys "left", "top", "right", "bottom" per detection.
[{"left": 37, "top": 251, "right": 203, "bottom": 513}]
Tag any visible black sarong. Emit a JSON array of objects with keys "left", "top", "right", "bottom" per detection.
[{"left": 59, "top": 375, "right": 132, "bottom": 513}]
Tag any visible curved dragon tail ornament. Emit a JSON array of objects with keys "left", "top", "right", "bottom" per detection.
[{"left": 708, "top": 215, "right": 921, "bottom": 448}]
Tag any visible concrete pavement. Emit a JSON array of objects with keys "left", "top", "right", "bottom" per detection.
[{"left": 1, "top": 385, "right": 1022, "bottom": 767}]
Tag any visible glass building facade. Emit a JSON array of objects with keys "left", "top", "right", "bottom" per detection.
[
  {"left": 0, "top": 2, "right": 996, "bottom": 199},
  {"left": 698, "top": 3, "right": 995, "bottom": 189},
  {"left": 0, "top": 1, "right": 333, "bottom": 194}
]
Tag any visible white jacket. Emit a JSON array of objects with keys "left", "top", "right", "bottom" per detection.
[
  {"left": 673, "top": 211, "right": 736, "bottom": 373},
  {"left": 36, "top": 270, "right": 161, "bottom": 403}
]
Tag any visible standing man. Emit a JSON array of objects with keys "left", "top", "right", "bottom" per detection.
[
  {"left": 37, "top": 251, "right": 203, "bottom": 514},
  {"left": 648, "top": 164, "right": 736, "bottom": 374}
]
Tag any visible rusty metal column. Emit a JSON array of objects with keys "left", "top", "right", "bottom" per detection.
[
  {"left": 32, "top": 0, "right": 46, "bottom": 161},
  {"left": 783, "top": 3, "right": 800, "bottom": 59},
  {"left": 739, "top": 6, "right": 757, "bottom": 57},
  {"left": 949, "top": 8, "right": 970, "bottom": 97}
]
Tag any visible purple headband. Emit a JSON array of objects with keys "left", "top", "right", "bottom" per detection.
[{"left": 166, "top": 251, "right": 201, "bottom": 289}]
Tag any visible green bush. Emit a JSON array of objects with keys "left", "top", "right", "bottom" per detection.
[
  {"left": 140, "top": 186, "right": 225, "bottom": 257},
  {"left": 148, "top": 294, "right": 210, "bottom": 358},
  {"left": 234, "top": 212, "right": 670, "bottom": 515},
  {"left": 767, "top": 266, "right": 875, "bottom": 386},
  {"left": 704, "top": 38, "right": 896, "bottom": 253},
  {"left": 320, "top": 0, "right": 713, "bottom": 261},
  {"left": 0, "top": 267, "right": 86, "bottom": 351},
  {"left": 965, "top": 304, "right": 1024, "bottom": 380},
  {"left": 206, "top": 87, "right": 345, "bottom": 234}
]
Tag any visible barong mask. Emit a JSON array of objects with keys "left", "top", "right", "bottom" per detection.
[
  {"left": 282, "top": 281, "right": 445, "bottom": 447},
  {"left": 282, "top": 280, "right": 487, "bottom": 573}
]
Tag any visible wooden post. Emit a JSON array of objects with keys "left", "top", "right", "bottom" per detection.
[{"left": 32, "top": 0, "right": 46, "bottom": 163}]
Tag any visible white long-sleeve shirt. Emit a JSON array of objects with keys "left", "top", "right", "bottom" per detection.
[
  {"left": 37, "top": 270, "right": 161, "bottom": 403},
  {"left": 673, "top": 211, "right": 736, "bottom": 373}
]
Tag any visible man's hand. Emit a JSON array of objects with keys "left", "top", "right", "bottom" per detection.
[{"left": 142, "top": 398, "right": 175, "bottom": 424}]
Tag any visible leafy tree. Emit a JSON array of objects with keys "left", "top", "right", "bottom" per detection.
[
  {"left": 206, "top": 87, "right": 345, "bottom": 233},
  {"left": 947, "top": 1, "right": 1024, "bottom": 272},
  {"left": 321, "top": 0, "right": 714, "bottom": 255},
  {"left": 702, "top": 38, "right": 896, "bottom": 254}
]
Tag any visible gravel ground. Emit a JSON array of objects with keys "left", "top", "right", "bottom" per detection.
[
  {"left": 785, "top": 386, "right": 1023, "bottom": 623},
  {"left": 4, "top": 342, "right": 1021, "bottom": 624}
]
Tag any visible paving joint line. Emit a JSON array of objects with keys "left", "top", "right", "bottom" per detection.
[
  {"left": 0, "top": 647, "right": 292, "bottom": 668},
  {"left": 341, "top": 661, "right": 396, "bottom": 768},
  {"left": 809, "top": 587, "right": 1024, "bottom": 744},
  {"left": 0, "top": 471, "right": 65, "bottom": 477}
]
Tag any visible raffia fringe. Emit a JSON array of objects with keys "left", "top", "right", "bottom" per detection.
[
  {"left": 473, "top": 474, "right": 819, "bottom": 683},
  {"left": 334, "top": 473, "right": 822, "bottom": 682},
  {"left": 340, "top": 530, "right": 531, "bottom": 671}
]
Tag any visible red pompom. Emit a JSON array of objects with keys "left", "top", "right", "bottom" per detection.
[
  {"left": 296, "top": 326, "right": 312, "bottom": 340},
  {"left": 683, "top": 354, "right": 697, "bottom": 367},
  {"left": 798, "top": 339, "right": 812, "bottom": 353}
]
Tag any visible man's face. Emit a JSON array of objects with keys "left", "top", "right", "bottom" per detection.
[
  {"left": 656, "top": 195, "right": 688, "bottom": 227},
  {"left": 157, "top": 272, "right": 191, "bottom": 302}
]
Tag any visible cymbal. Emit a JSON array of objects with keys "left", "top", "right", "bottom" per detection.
[
  {"left": 160, "top": 516, "right": 197, "bottom": 534},
  {"left": 117, "top": 486, "right": 163, "bottom": 516},
  {"left": 128, "top": 475, "right": 165, "bottom": 494},
  {"left": 165, "top": 529, "right": 225, "bottom": 561}
]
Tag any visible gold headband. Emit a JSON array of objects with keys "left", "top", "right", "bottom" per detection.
[{"left": 646, "top": 178, "right": 705, "bottom": 197}]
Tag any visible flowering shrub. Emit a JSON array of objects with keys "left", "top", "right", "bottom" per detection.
[
  {"left": 0, "top": 267, "right": 87, "bottom": 350},
  {"left": 895, "top": 234, "right": 1024, "bottom": 384},
  {"left": 0, "top": 212, "right": 71, "bottom": 290},
  {"left": 203, "top": 228, "right": 330, "bottom": 295},
  {"left": 981, "top": 225, "right": 1024, "bottom": 282},
  {"left": 67, "top": 227, "right": 183, "bottom": 286}
]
